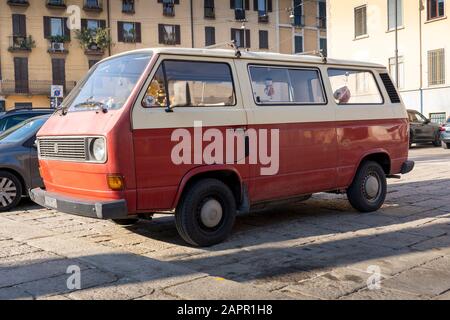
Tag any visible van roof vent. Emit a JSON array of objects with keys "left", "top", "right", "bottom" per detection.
[{"left": 379, "top": 73, "right": 401, "bottom": 104}]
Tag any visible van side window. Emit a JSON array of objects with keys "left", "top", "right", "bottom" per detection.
[
  {"left": 327, "top": 69, "right": 383, "bottom": 105},
  {"left": 249, "top": 66, "right": 326, "bottom": 105},
  {"left": 143, "top": 60, "right": 236, "bottom": 108}
]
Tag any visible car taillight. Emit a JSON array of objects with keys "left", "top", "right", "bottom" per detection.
[{"left": 439, "top": 126, "right": 446, "bottom": 132}]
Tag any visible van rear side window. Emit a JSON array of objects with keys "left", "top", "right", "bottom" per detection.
[
  {"left": 328, "top": 69, "right": 383, "bottom": 105},
  {"left": 248, "top": 66, "right": 326, "bottom": 105}
]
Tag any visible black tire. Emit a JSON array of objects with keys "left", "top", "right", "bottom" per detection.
[
  {"left": 432, "top": 133, "right": 441, "bottom": 147},
  {"left": 443, "top": 141, "right": 450, "bottom": 149},
  {"left": 347, "top": 161, "right": 387, "bottom": 213},
  {"left": 0, "top": 171, "right": 23, "bottom": 212},
  {"left": 175, "top": 179, "right": 236, "bottom": 247},
  {"left": 112, "top": 218, "right": 139, "bottom": 226}
]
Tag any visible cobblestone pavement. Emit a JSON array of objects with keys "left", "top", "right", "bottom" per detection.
[{"left": 0, "top": 146, "right": 449, "bottom": 300}]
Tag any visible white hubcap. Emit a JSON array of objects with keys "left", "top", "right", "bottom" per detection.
[
  {"left": 200, "top": 199, "right": 223, "bottom": 228},
  {"left": 0, "top": 178, "right": 17, "bottom": 207},
  {"left": 365, "top": 175, "right": 380, "bottom": 199}
]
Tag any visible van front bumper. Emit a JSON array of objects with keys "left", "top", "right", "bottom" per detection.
[{"left": 30, "top": 188, "right": 129, "bottom": 220}]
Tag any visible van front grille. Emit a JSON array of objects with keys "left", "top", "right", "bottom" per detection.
[{"left": 38, "top": 137, "right": 87, "bottom": 161}]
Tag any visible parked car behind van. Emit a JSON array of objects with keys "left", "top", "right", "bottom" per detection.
[
  {"left": 441, "top": 123, "right": 450, "bottom": 149},
  {"left": 0, "top": 115, "right": 50, "bottom": 211},
  {"left": 31, "top": 48, "right": 414, "bottom": 247},
  {"left": 407, "top": 109, "right": 442, "bottom": 147},
  {"left": 0, "top": 108, "right": 53, "bottom": 133}
]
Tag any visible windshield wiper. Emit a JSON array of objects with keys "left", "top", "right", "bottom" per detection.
[{"left": 72, "top": 100, "right": 109, "bottom": 113}]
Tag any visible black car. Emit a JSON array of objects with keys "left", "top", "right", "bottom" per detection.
[
  {"left": 407, "top": 109, "right": 442, "bottom": 147},
  {"left": 0, "top": 115, "right": 50, "bottom": 211},
  {"left": 0, "top": 108, "right": 53, "bottom": 133}
]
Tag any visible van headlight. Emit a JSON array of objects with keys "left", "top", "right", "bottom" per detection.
[{"left": 89, "top": 138, "right": 106, "bottom": 162}]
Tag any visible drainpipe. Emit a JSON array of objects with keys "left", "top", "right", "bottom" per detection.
[
  {"left": 395, "top": 0, "right": 399, "bottom": 89},
  {"left": 107, "top": 0, "right": 112, "bottom": 56},
  {"left": 190, "top": 0, "right": 194, "bottom": 48},
  {"left": 275, "top": 0, "right": 280, "bottom": 52},
  {"left": 419, "top": 0, "right": 424, "bottom": 114}
]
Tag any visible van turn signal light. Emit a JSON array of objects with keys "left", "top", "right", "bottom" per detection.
[{"left": 107, "top": 175, "right": 125, "bottom": 191}]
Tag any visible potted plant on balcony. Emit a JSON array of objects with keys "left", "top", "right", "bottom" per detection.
[
  {"left": 8, "top": 35, "right": 36, "bottom": 52},
  {"left": 75, "top": 27, "right": 111, "bottom": 55}
]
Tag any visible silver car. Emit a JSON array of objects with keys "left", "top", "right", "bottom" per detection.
[
  {"left": 0, "top": 115, "right": 50, "bottom": 211},
  {"left": 442, "top": 123, "right": 450, "bottom": 149}
]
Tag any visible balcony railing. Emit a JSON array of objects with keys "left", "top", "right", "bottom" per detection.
[
  {"left": 317, "top": 16, "right": 326, "bottom": 29},
  {"left": 8, "top": 36, "right": 35, "bottom": 52},
  {"left": 204, "top": 7, "right": 215, "bottom": 19},
  {"left": 163, "top": 5, "right": 175, "bottom": 17},
  {"left": 258, "top": 13, "right": 269, "bottom": 23},
  {"left": 46, "top": 0, "right": 66, "bottom": 8},
  {"left": 0, "top": 80, "right": 77, "bottom": 96},
  {"left": 7, "top": 0, "right": 29, "bottom": 7},
  {"left": 83, "top": 0, "right": 102, "bottom": 12}
]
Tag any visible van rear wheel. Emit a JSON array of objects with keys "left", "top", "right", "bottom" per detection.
[
  {"left": 175, "top": 179, "right": 236, "bottom": 247},
  {"left": 347, "top": 161, "right": 387, "bottom": 213}
]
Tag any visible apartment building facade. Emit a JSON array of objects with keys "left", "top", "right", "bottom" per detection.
[
  {"left": 328, "top": 0, "right": 450, "bottom": 123},
  {"left": 0, "top": 0, "right": 327, "bottom": 110}
]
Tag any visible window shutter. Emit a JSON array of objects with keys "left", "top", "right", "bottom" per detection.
[
  {"left": 99, "top": 20, "right": 106, "bottom": 29},
  {"left": 52, "top": 59, "right": 66, "bottom": 87},
  {"left": 81, "top": 19, "right": 87, "bottom": 30},
  {"left": 245, "top": 0, "right": 250, "bottom": 10},
  {"left": 158, "top": 24, "right": 164, "bottom": 44},
  {"left": 175, "top": 25, "right": 181, "bottom": 44},
  {"left": 245, "top": 29, "right": 251, "bottom": 48},
  {"left": 231, "top": 28, "right": 236, "bottom": 43},
  {"left": 135, "top": 22, "right": 142, "bottom": 42},
  {"left": 230, "top": 0, "right": 235, "bottom": 9},
  {"left": 63, "top": 18, "right": 71, "bottom": 41},
  {"left": 268, "top": 0, "right": 272, "bottom": 12},
  {"left": 259, "top": 30, "right": 268, "bottom": 49},
  {"left": 253, "top": 0, "right": 258, "bottom": 11},
  {"left": 13, "top": 14, "right": 26, "bottom": 37},
  {"left": 117, "top": 21, "right": 124, "bottom": 42},
  {"left": 174, "top": 0, "right": 179, "bottom": 4},
  {"left": 43, "top": 16, "right": 51, "bottom": 38}
]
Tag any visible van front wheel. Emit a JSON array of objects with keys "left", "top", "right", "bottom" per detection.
[
  {"left": 175, "top": 179, "right": 236, "bottom": 247},
  {"left": 347, "top": 161, "right": 387, "bottom": 213}
]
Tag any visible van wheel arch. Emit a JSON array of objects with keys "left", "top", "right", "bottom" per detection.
[
  {"left": 355, "top": 152, "right": 391, "bottom": 177},
  {"left": 175, "top": 169, "right": 243, "bottom": 210}
]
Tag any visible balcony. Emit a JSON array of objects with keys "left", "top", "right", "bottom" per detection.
[
  {"left": 163, "top": 5, "right": 175, "bottom": 17},
  {"left": 258, "top": 13, "right": 269, "bottom": 23},
  {"left": 83, "top": 0, "right": 102, "bottom": 12},
  {"left": 48, "top": 41, "right": 69, "bottom": 54},
  {"left": 8, "top": 35, "right": 35, "bottom": 52},
  {"left": 7, "top": 0, "right": 29, "bottom": 7},
  {"left": 204, "top": 7, "right": 215, "bottom": 19},
  {"left": 122, "top": 0, "right": 134, "bottom": 13},
  {"left": 317, "top": 17, "right": 326, "bottom": 29},
  {"left": 0, "top": 80, "right": 77, "bottom": 96},
  {"left": 46, "top": 0, "right": 66, "bottom": 9},
  {"left": 235, "top": 8, "right": 246, "bottom": 21}
]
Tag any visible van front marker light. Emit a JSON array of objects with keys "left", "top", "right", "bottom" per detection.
[{"left": 107, "top": 175, "right": 124, "bottom": 191}]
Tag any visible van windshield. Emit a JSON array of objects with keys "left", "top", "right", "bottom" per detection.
[{"left": 66, "top": 53, "right": 151, "bottom": 112}]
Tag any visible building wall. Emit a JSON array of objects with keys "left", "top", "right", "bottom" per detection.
[
  {"left": 328, "top": 0, "right": 450, "bottom": 119},
  {"left": 0, "top": 0, "right": 326, "bottom": 110}
]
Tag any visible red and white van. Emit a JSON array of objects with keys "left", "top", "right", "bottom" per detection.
[{"left": 31, "top": 48, "right": 414, "bottom": 247}]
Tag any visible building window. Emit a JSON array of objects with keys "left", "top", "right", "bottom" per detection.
[
  {"left": 248, "top": 66, "right": 326, "bottom": 104},
  {"left": 254, "top": 0, "right": 272, "bottom": 22},
  {"left": 294, "top": 35, "right": 303, "bottom": 53},
  {"left": 293, "top": 0, "right": 304, "bottom": 26},
  {"left": 205, "top": 26, "right": 215, "bottom": 46},
  {"left": 144, "top": 61, "right": 236, "bottom": 108},
  {"left": 88, "top": 60, "right": 100, "bottom": 69},
  {"left": 259, "top": 30, "right": 268, "bottom": 49},
  {"left": 118, "top": 21, "right": 141, "bottom": 43},
  {"left": 52, "top": 58, "right": 66, "bottom": 88},
  {"left": 430, "top": 112, "right": 447, "bottom": 124},
  {"left": 318, "top": 0, "right": 327, "bottom": 29},
  {"left": 204, "top": 0, "right": 215, "bottom": 18},
  {"left": 428, "top": 49, "right": 445, "bottom": 86},
  {"left": 158, "top": 24, "right": 181, "bottom": 45},
  {"left": 388, "top": 0, "right": 403, "bottom": 30},
  {"left": 122, "top": 0, "right": 134, "bottom": 13},
  {"left": 428, "top": 0, "right": 445, "bottom": 20},
  {"left": 162, "top": 0, "right": 176, "bottom": 16},
  {"left": 319, "top": 37, "right": 327, "bottom": 56},
  {"left": 328, "top": 69, "right": 383, "bottom": 104},
  {"left": 44, "top": 16, "right": 70, "bottom": 40},
  {"left": 231, "top": 28, "right": 250, "bottom": 48},
  {"left": 232, "top": 0, "right": 249, "bottom": 20},
  {"left": 354, "top": 5, "right": 367, "bottom": 38},
  {"left": 389, "top": 56, "right": 405, "bottom": 89}
]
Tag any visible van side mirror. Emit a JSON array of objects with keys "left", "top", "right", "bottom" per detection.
[{"left": 424, "top": 118, "right": 431, "bottom": 124}]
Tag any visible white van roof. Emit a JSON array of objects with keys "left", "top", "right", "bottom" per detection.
[{"left": 108, "top": 47, "right": 386, "bottom": 69}]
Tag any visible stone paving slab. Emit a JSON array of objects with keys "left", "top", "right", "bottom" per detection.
[{"left": 0, "top": 147, "right": 449, "bottom": 300}]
